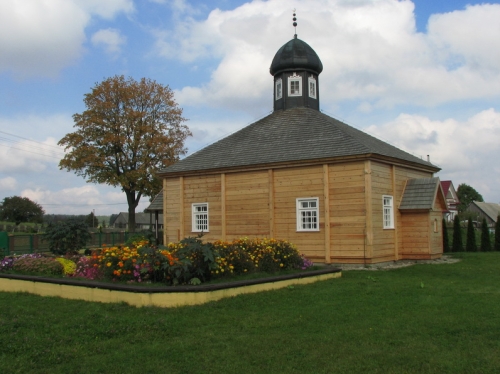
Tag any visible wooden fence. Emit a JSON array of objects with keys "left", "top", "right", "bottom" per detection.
[{"left": 0, "top": 232, "right": 133, "bottom": 256}]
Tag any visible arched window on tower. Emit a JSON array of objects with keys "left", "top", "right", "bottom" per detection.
[
  {"left": 308, "top": 76, "right": 317, "bottom": 99},
  {"left": 288, "top": 73, "right": 301, "bottom": 96},
  {"left": 275, "top": 78, "right": 282, "bottom": 100}
]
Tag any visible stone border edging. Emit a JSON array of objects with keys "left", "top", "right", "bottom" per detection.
[{"left": 0, "top": 267, "right": 342, "bottom": 308}]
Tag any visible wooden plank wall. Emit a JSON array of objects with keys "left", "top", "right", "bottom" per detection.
[
  {"left": 163, "top": 161, "right": 436, "bottom": 263},
  {"left": 225, "top": 170, "right": 270, "bottom": 239},
  {"left": 370, "top": 162, "right": 395, "bottom": 262},
  {"left": 164, "top": 178, "right": 180, "bottom": 243},
  {"left": 182, "top": 175, "right": 222, "bottom": 241},
  {"left": 430, "top": 191, "right": 447, "bottom": 256},
  {"left": 329, "top": 162, "right": 367, "bottom": 263},
  {"left": 394, "top": 167, "right": 433, "bottom": 258},
  {"left": 400, "top": 212, "right": 431, "bottom": 259},
  {"left": 429, "top": 211, "right": 443, "bottom": 256},
  {"left": 274, "top": 165, "right": 325, "bottom": 260}
]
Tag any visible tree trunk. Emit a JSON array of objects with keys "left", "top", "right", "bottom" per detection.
[{"left": 125, "top": 190, "right": 139, "bottom": 233}]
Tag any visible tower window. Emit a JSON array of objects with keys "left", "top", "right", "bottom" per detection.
[
  {"left": 308, "top": 76, "right": 317, "bottom": 99},
  {"left": 288, "top": 73, "right": 302, "bottom": 96},
  {"left": 275, "top": 78, "right": 282, "bottom": 100}
]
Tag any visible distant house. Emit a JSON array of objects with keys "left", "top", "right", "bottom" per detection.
[
  {"left": 440, "top": 180, "right": 460, "bottom": 222},
  {"left": 112, "top": 212, "right": 164, "bottom": 230},
  {"left": 466, "top": 202, "right": 500, "bottom": 227}
]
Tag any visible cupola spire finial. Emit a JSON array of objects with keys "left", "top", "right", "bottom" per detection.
[{"left": 292, "top": 9, "right": 297, "bottom": 38}]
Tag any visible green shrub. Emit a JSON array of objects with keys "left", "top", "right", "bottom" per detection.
[
  {"left": 125, "top": 231, "right": 154, "bottom": 247},
  {"left": 495, "top": 215, "right": 500, "bottom": 251},
  {"left": 452, "top": 215, "right": 463, "bottom": 252},
  {"left": 466, "top": 218, "right": 477, "bottom": 252},
  {"left": 480, "top": 218, "right": 492, "bottom": 252},
  {"left": 13, "top": 257, "right": 63, "bottom": 275},
  {"left": 442, "top": 218, "right": 450, "bottom": 253},
  {"left": 43, "top": 218, "right": 91, "bottom": 255}
]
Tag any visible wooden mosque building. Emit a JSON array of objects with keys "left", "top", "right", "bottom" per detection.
[{"left": 158, "top": 30, "right": 448, "bottom": 264}]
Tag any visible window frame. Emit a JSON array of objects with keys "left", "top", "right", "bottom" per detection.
[
  {"left": 382, "top": 195, "right": 394, "bottom": 229},
  {"left": 296, "top": 197, "right": 320, "bottom": 232},
  {"left": 288, "top": 73, "right": 302, "bottom": 97},
  {"left": 308, "top": 76, "right": 317, "bottom": 99},
  {"left": 275, "top": 78, "right": 282, "bottom": 100},
  {"left": 192, "top": 203, "right": 209, "bottom": 233}
]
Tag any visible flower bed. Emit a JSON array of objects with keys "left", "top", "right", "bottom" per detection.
[{"left": 1, "top": 237, "right": 313, "bottom": 286}]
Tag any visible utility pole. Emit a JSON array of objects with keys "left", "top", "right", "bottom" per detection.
[{"left": 93, "top": 209, "right": 95, "bottom": 228}]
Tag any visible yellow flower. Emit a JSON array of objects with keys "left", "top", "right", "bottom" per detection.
[{"left": 106, "top": 262, "right": 112, "bottom": 267}]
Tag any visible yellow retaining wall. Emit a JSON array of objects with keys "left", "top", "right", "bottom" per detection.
[{"left": 0, "top": 271, "right": 341, "bottom": 308}]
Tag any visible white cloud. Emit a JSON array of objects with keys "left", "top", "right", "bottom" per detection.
[
  {"left": 91, "top": 28, "right": 127, "bottom": 55},
  {"left": 366, "top": 108, "right": 500, "bottom": 202},
  {"left": 0, "top": 137, "right": 64, "bottom": 174},
  {"left": 75, "top": 0, "right": 134, "bottom": 19},
  {"left": 0, "top": 177, "right": 17, "bottom": 191},
  {"left": 0, "top": 0, "right": 133, "bottom": 78},
  {"left": 152, "top": 0, "right": 500, "bottom": 114},
  {"left": 0, "top": 114, "right": 72, "bottom": 173},
  {"left": 21, "top": 185, "right": 149, "bottom": 215},
  {"left": 427, "top": 4, "right": 500, "bottom": 73}
]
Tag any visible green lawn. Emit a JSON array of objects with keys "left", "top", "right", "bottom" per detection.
[{"left": 1, "top": 252, "right": 500, "bottom": 374}]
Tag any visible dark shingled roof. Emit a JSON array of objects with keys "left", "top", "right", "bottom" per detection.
[
  {"left": 159, "top": 107, "right": 439, "bottom": 175},
  {"left": 145, "top": 191, "right": 163, "bottom": 212},
  {"left": 399, "top": 178, "right": 443, "bottom": 210},
  {"left": 270, "top": 36, "right": 323, "bottom": 75}
]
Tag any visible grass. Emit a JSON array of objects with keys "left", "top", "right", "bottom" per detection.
[{"left": 1, "top": 252, "right": 500, "bottom": 373}]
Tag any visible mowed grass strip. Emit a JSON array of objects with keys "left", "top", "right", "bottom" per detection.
[{"left": 1, "top": 252, "right": 500, "bottom": 374}]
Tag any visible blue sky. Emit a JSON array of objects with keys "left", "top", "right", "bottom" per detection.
[{"left": 1, "top": 0, "right": 500, "bottom": 215}]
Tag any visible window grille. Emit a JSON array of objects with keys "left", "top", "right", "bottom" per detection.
[
  {"left": 383, "top": 196, "right": 394, "bottom": 229},
  {"left": 192, "top": 203, "right": 209, "bottom": 232},
  {"left": 297, "top": 198, "right": 319, "bottom": 231}
]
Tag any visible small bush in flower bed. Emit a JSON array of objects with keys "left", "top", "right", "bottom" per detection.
[
  {"left": 0, "top": 237, "right": 313, "bottom": 286},
  {"left": 13, "top": 256, "right": 64, "bottom": 276}
]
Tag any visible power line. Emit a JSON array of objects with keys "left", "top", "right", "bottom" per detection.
[
  {"left": 0, "top": 130, "right": 63, "bottom": 150},
  {"left": 0, "top": 143, "right": 64, "bottom": 160}
]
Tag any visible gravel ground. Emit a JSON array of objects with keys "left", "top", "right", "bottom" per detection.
[{"left": 333, "top": 255, "right": 460, "bottom": 271}]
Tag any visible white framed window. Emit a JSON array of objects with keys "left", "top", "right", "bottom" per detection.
[
  {"left": 383, "top": 195, "right": 394, "bottom": 229},
  {"left": 296, "top": 198, "right": 319, "bottom": 232},
  {"left": 288, "top": 73, "right": 302, "bottom": 96},
  {"left": 275, "top": 78, "right": 282, "bottom": 100},
  {"left": 308, "top": 76, "right": 317, "bottom": 99},
  {"left": 192, "top": 203, "right": 209, "bottom": 232}
]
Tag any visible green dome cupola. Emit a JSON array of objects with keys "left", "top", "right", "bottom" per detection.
[{"left": 270, "top": 13, "right": 323, "bottom": 112}]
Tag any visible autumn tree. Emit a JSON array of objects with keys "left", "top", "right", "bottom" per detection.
[
  {"left": 58, "top": 76, "right": 191, "bottom": 231},
  {"left": 456, "top": 183, "right": 484, "bottom": 213},
  {"left": 0, "top": 196, "right": 45, "bottom": 225}
]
